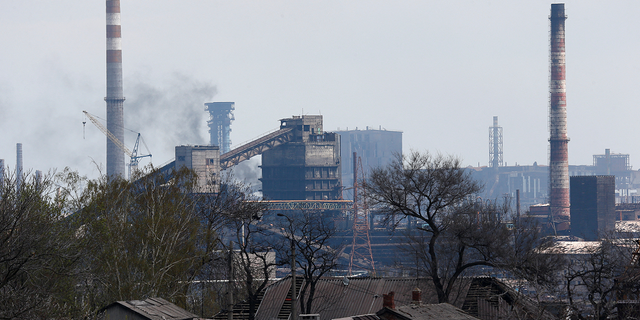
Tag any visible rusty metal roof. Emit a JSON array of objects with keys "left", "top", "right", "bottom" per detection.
[
  {"left": 256, "top": 277, "right": 431, "bottom": 320},
  {"left": 106, "top": 297, "right": 199, "bottom": 320},
  {"left": 378, "top": 304, "right": 481, "bottom": 320}
]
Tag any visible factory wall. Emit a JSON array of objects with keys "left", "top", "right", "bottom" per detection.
[
  {"left": 336, "top": 128, "right": 402, "bottom": 200},
  {"left": 570, "top": 175, "right": 615, "bottom": 240}
]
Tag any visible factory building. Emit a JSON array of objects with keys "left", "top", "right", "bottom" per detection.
[
  {"left": 260, "top": 115, "right": 341, "bottom": 200},
  {"left": 570, "top": 175, "right": 615, "bottom": 240},
  {"left": 175, "top": 145, "right": 220, "bottom": 193},
  {"left": 469, "top": 148, "right": 639, "bottom": 216},
  {"left": 335, "top": 127, "right": 402, "bottom": 199}
]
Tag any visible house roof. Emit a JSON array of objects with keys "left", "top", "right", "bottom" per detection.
[
  {"left": 461, "top": 277, "right": 557, "bottom": 320},
  {"left": 254, "top": 277, "right": 469, "bottom": 320},
  {"left": 226, "top": 276, "right": 556, "bottom": 320},
  {"left": 378, "top": 304, "right": 480, "bottom": 320},
  {"left": 102, "top": 297, "right": 199, "bottom": 320}
]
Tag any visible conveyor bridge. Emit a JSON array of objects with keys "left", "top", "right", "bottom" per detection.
[{"left": 219, "top": 127, "right": 294, "bottom": 170}]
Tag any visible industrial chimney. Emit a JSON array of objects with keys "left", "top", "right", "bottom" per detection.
[
  {"left": 105, "top": 0, "right": 126, "bottom": 177},
  {"left": 16, "top": 143, "right": 23, "bottom": 191},
  {"left": 548, "top": 3, "right": 570, "bottom": 232}
]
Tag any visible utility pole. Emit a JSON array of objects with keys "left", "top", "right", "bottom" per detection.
[
  {"left": 228, "top": 243, "right": 233, "bottom": 320},
  {"left": 278, "top": 213, "right": 297, "bottom": 320},
  {"left": 291, "top": 238, "right": 297, "bottom": 320}
]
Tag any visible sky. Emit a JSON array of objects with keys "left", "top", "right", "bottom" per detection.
[{"left": 1, "top": 1, "right": 640, "bottom": 181}]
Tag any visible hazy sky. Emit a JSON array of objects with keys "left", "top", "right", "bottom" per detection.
[{"left": 1, "top": 1, "right": 639, "bottom": 180}]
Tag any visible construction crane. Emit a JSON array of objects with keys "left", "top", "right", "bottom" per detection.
[{"left": 83, "top": 110, "right": 152, "bottom": 178}]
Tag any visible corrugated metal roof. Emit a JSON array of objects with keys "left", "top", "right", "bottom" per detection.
[
  {"left": 250, "top": 276, "right": 554, "bottom": 320},
  {"left": 109, "top": 297, "right": 199, "bottom": 320},
  {"left": 256, "top": 277, "right": 429, "bottom": 320},
  {"left": 382, "top": 304, "right": 480, "bottom": 320}
]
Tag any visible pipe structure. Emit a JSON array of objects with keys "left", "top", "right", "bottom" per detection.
[
  {"left": 106, "top": 0, "right": 126, "bottom": 177},
  {"left": 548, "top": 3, "right": 570, "bottom": 231}
]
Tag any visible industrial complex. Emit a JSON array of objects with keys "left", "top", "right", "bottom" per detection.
[
  {"left": 6, "top": 2, "right": 640, "bottom": 318},
  {"left": 2, "top": 0, "right": 640, "bottom": 284},
  {"left": 2, "top": 1, "right": 639, "bottom": 245}
]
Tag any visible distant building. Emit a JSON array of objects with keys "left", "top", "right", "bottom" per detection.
[
  {"left": 570, "top": 175, "right": 615, "bottom": 240},
  {"left": 335, "top": 127, "right": 402, "bottom": 200},
  {"left": 261, "top": 115, "right": 341, "bottom": 200},
  {"left": 468, "top": 163, "right": 548, "bottom": 210},
  {"left": 175, "top": 145, "right": 220, "bottom": 193}
]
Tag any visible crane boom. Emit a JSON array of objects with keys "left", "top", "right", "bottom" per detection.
[{"left": 83, "top": 110, "right": 132, "bottom": 157}]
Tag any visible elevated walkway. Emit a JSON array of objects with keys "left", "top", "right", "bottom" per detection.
[{"left": 220, "top": 127, "right": 294, "bottom": 170}]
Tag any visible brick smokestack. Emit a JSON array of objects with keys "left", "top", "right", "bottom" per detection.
[
  {"left": 106, "top": 0, "right": 125, "bottom": 177},
  {"left": 548, "top": 3, "right": 570, "bottom": 232}
]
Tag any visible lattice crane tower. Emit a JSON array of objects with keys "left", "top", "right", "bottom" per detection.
[
  {"left": 348, "top": 152, "right": 376, "bottom": 276},
  {"left": 489, "top": 116, "right": 503, "bottom": 168}
]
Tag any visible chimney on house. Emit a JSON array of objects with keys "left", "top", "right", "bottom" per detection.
[
  {"left": 382, "top": 292, "right": 395, "bottom": 309},
  {"left": 411, "top": 288, "right": 422, "bottom": 305}
]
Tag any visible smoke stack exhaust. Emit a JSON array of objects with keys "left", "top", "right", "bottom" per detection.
[
  {"left": 105, "top": 0, "right": 126, "bottom": 177},
  {"left": 548, "top": 3, "right": 570, "bottom": 232}
]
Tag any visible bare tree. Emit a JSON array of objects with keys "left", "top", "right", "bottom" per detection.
[
  {"left": 194, "top": 176, "right": 266, "bottom": 317},
  {"left": 277, "top": 210, "right": 342, "bottom": 314},
  {"left": 564, "top": 236, "right": 635, "bottom": 320},
  {"left": 226, "top": 206, "right": 275, "bottom": 320},
  {"left": 368, "top": 151, "right": 514, "bottom": 303}
]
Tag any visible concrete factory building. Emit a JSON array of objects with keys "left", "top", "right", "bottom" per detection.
[
  {"left": 175, "top": 145, "right": 220, "bottom": 193},
  {"left": 260, "top": 115, "right": 342, "bottom": 200},
  {"left": 335, "top": 128, "right": 402, "bottom": 200},
  {"left": 570, "top": 175, "right": 615, "bottom": 241}
]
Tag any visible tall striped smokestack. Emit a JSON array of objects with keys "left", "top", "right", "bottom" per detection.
[
  {"left": 548, "top": 3, "right": 570, "bottom": 232},
  {"left": 106, "top": 0, "right": 125, "bottom": 177}
]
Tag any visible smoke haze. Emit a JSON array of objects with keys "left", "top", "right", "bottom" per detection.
[{"left": 125, "top": 73, "right": 217, "bottom": 164}]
